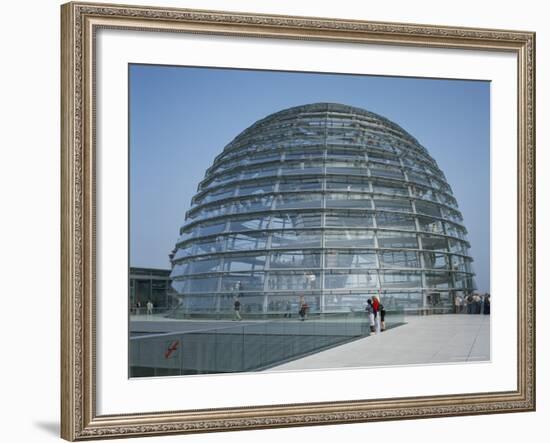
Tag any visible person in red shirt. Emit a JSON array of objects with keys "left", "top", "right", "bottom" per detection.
[
  {"left": 372, "top": 296, "right": 380, "bottom": 314},
  {"left": 372, "top": 296, "right": 381, "bottom": 333}
]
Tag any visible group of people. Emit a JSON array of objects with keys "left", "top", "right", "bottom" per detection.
[
  {"left": 133, "top": 300, "right": 154, "bottom": 316},
  {"left": 454, "top": 293, "right": 491, "bottom": 315},
  {"left": 365, "top": 296, "right": 386, "bottom": 334}
]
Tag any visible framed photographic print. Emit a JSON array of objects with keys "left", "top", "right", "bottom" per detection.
[{"left": 61, "top": 1, "right": 536, "bottom": 440}]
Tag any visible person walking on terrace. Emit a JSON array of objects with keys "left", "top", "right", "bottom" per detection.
[{"left": 233, "top": 297, "right": 242, "bottom": 321}]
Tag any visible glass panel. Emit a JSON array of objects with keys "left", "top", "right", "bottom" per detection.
[
  {"left": 223, "top": 255, "right": 267, "bottom": 272},
  {"left": 177, "top": 228, "right": 194, "bottom": 243},
  {"left": 326, "top": 193, "right": 372, "bottom": 209},
  {"left": 375, "top": 212, "right": 416, "bottom": 230},
  {"left": 324, "top": 231, "right": 375, "bottom": 248},
  {"left": 379, "top": 251, "right": 420, "bottom": 268},
  {"left": 325, "top": 213, "right": 374, "bottom": 228},
  {"left": 420, "top": 234, "right": 448, "bottom": 252},
  {"left": 170, "top": 262, "right": 189, "bottom": 278},
  {"left": 326, "top": 149, "right": 365, "bottom": 162},
  {"left": 193, "top": 237, "right": 225, "bottom": 255},
  {"left": 218, "top": 292, "right": 266, "bottom": 313},
  {"left": 225, "top": 233, "right": 267, "bottom": 251},
  {"left": 238, "top": 294, "right": 266, "bottom": 313},
  {"left": 325, "top": 251, "right": 377, "bottom": 268},
  {"left": 382, "top": 291, "right": 423, "bottom": 309},
  {"left": 285, "top": 149, "right": 324, "bottom": 161},
  {"left": 189, "top": 257, "right": 222, "bottom": 274},
  {"left": 425, "top": 291, "right": 452, "bottom": 306},
  {"left": 237, "top": 182, "right": 275, "bottom": 197},
  {"left": 228, "top": 216, "right": 270, "bottom": 232},
  {"left": 415, "top": 200, "right": 441, "bottom": 217},
  {"left": 374, "top": 198, "right": 412, "bottom": 212},
  {"left": 324, "top": 270, "right": 377, "bottom": 289},
  {"left": 249, "top": 151, "right": 282, "bottom": 164},
  {"left": 372, "top": 180, "right": 409, "bottom": 196},
  {"left": 369, "top": 165, "right": 404, "bottom": 179},
  {"left": 326, "top": 160, "right": 368, "bottom": 175},
  {"left": 367, "top": 150, "right": 400, "bottom": 166},
  {"left": 209, "top": 171, "right": 241, "bottom": 187},
  {"left": 326, "top": 177, "right": 370, "bottom": 192},
  {"left": 441, "top": 207, "right": 463, "bottom": 223},
  {"left": 199, "top": 186, "right": 236, "bottom": 204},
  {"left": 281, "top": 161, "right": 323, "bottom": 175},
  {"left": 437, "top": 192, "right": 458, "bottom": 208},
  {"left": 278, "top": 178, "right": 322, "bottom": 192},
  {"left": 422, "top": 252, "right": 449, "bottom": 270},
  {"left": 269, "top": 251, "right": 321, "bottom": 269},
  {"left": 425, "top": 272, "right": 453, "bottom": 289},
  {"left": 241, "top": 165, "right": 280, "bottom": 180},
  {"left": 192, "top": 202, "right": 232, "bottom": 221},
  {"left": 198, "top": 221, "right": 226, "bottom": 237},
  {"left": 417, "top": 216, "right": 444, "bottom": 234},
  {"left": 275, "top": 193, "right": 323, "bottom": 209},
  {"left": 266, "top": 271, "right": 320, "bottom": 290},
  {"left": 410, "top": 185, "right": 437, "bottom": 201},
  {"left": 185, "top": 275, "right": 219, "bottom": 293},
  {"left": 444, "top": 222, "right": 465, "bottom": 239},
  {"left": 448, "top": 238, "right": 467, "bottom": 254},
  {"left": 407, "top": 171, "right": 431, "bottom": 187},
  {"left": 269, "top": 213, "right": 322, "bottom": 229},
  {"left": 184, "top": 294, "right": 218, "bottom": 312},
  {"left": 270, "top": 231, "right": 321, "bottom": 249},
  {"left": 233, "top": 196, "right": 274, "bottom": 213},
  {"left": 380, "top": 272, "right": 422, "bottom": 288},
  {"left": 220, "top": 272, "right": 265, "bottom": 292},
  {"left": 377, "top": 232, "right": 418, "bottom": 249},
  {"left": 449, "top": 254, "right": 471, "bottom": 273}
]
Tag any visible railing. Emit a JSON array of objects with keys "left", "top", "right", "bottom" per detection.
[
  {"left": 130, "top": 307, "right": 173, "bottom": 316},
  {"left": 129, "top": 310, "right": 404, "bottom": 377}
]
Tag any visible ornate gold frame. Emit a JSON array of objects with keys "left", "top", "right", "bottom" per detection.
[{"left": 61, "top": 2, "right": 536, "bottom": 440}]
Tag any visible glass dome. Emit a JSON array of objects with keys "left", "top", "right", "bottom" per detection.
[{"left": 169, "top": 103, "right": 475, "bottom": 316}]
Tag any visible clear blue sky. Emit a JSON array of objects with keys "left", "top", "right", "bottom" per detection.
[{"left": 129, "top": 64, "right": 490, "bottom": 293}]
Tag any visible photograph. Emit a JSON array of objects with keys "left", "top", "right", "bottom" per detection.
[
  {"left": 58, "top": 2, "right": 535, "bottom": 440},
  {"left": 128, "top": 64, "right": 491, "bottom": 377}
]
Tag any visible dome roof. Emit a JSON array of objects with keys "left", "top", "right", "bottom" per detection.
[{"left": 170, "top": 102, "right": 475, "bottom": 317}]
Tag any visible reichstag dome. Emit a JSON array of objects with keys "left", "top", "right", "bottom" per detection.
[{"left": 170, "top": 103, "right": 476, "bottom": 316}]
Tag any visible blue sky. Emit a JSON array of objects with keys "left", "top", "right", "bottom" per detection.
[{"left": 129, "top": 64, "right": 490, "bottom": 293}]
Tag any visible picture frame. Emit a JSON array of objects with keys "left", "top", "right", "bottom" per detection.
[{"left": 60, "top": 1, "right": 536, "bottom": 440}]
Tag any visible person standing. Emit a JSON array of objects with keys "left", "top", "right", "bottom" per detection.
[
  {"left": 473, "top": 293, "right": 481, "bottom": 314},
  {"left": 233, "top": 297, "right": 242, "bottom": 321},
  {"left": 483, "top": 294, "right": 491, "bottom": 315},
  {"left": 308, "top": 273, "right": 316, "bottom": 289},
  {"left": 466, "top": 293, "right": 474, "bottom": 314},
  {"left": 284, "top": 300, "right": 292, "bottom": 318},
  {"left": 372, "top": 296, "right": 381, "bottom": 334},
  {"left": 146, "top": 300, "right": 153, "bottom": 316},
  {"left": 366, "top": 299, "right": 376, "bottom": 333},
  {"left": 454, "top": 294, "right": 462, "bottom": 314},
  {"left": 298, "top": 295, "right": 308, "bottom": 321},
  {"left": 379, "top": 303, "right": 386, "bottom": 332}
]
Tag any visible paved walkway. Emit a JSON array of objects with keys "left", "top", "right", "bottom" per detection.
[{"left": 266, "top": 314, "right": 490, "bottom": 371}]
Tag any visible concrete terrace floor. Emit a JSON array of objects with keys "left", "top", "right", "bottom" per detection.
[{"left": 266, "top": 314, "right": 490, "bottom": 371}]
